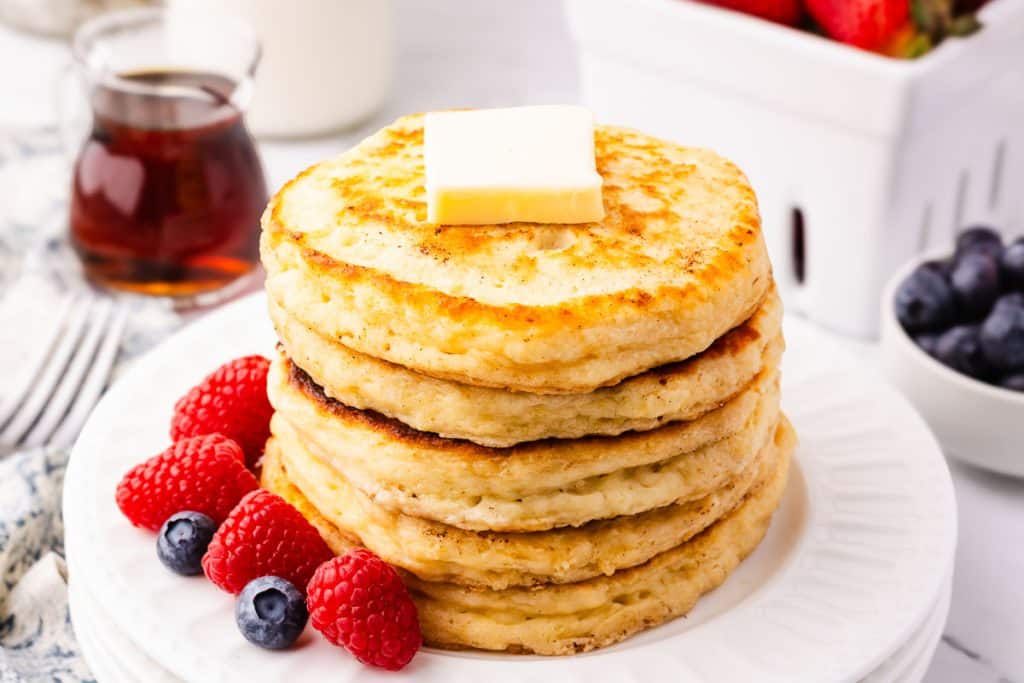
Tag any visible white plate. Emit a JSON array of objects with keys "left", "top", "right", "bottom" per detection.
[
  {"left": 863, "top": 572, "right": 952, "bottom": 683},
  {"left": 897, "top": 576, "right": 952, "bottom": 683},
  {"left": 69, "top": 583, "right": 179, "bottom": 683},
  {"left": 63, "top": 294, "right": 958, "bottom": 683},
  {"left": 68, "top": 561, "right": 954, "bottom": 683}
]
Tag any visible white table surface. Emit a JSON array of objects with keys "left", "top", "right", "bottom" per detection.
[{"left": 1, "top": 2, "right": 1021, "bottom": 681}]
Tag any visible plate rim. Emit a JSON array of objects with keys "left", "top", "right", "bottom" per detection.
[{"left": 67, "top": 566, "right": 955, "bottom": 683}]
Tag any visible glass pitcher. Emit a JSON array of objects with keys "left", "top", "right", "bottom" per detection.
[{"left": 68, "top": 7, "right": 268, "bottom": 301}]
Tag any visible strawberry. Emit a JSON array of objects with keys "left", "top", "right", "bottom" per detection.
[
  {"left": 880, "top": 20, "right": 933, "bottom": 57},
  {"left": 307, "top": 550, "right": 421, "bottom": 671},
  {"left": 912, "top": 0, "right": 982, "bottom": 43},
  {"left": 806, "top": 0, "right": 910, "bottom": 50},
  {"left": 954, "top": 0, "right": 987, "bottom": 11},
  {"left": 698, "top": 0, "right": 803, "bottom": 25},
  {"left": 170, "top": 355, "right": 273, "bottom": 468},
  {"left": 115, "top": 434, "right": 258, "bottom": 532},
  {"left": 202, "top": 490, "right": 334, "bottom": 595}
]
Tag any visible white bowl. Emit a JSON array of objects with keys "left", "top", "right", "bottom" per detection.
[{"left": 880, "top": 254, "right": 1024, "bottom": 478}]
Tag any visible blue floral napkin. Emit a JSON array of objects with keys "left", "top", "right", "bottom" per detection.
[{"left": 0, "top": 447, "right": 93, "bottom": 682}]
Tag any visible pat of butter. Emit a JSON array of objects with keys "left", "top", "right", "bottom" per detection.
[{"left": 424, "top": 106, "right": 605, "bottom": 225}]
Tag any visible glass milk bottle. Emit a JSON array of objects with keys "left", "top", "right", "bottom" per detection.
[{"left": 169, "top": 0, "right": 394, "bottom": 138}]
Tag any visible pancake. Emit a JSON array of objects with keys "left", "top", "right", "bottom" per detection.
[
  {"left": 261, "top": 416, "right": 795, "bottom": 655},
  {"left": 269, "top": 414, "right": 771, "bottom": 589},
  {"left": 269, "top": 288, "right": 783, "bottom": 447},
  {"left": 261, "top": 114, "right": 771, "bottom": 394},
  {"left": 268, "top": 356, "right": 782, "bottom": 531}
]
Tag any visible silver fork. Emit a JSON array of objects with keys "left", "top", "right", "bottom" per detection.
[{"left": 0, "top": 291, "right": 129, "bottom": 453}]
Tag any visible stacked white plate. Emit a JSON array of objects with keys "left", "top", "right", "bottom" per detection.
[{"left": 64, "top": 295, "right": 957, "bottom": 683}]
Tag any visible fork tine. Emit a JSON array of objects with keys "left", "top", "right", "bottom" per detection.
[
  {"left": 50, "top": 301, "right": 128, "bottom": 450},
  {"left": 22, "top": 298, "right": 115, "bottom": 448},
  {"left": 0, "top": 292, "right": 77, "bottom": 427},
  {"left": 0, "top": 294, "right": 97, "bottom": 446}
]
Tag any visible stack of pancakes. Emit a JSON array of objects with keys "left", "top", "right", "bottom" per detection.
[{"left": 259, "top": 114, "right": 794, "bottom": 655}]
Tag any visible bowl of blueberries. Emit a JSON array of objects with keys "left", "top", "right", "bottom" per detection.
[{"left": 881, "top": 226, "right": 1024, "bottom": 478}]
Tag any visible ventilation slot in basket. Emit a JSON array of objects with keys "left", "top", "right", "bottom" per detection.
[
  {"left": 954, "top": 170, "right": 969, "bottom": 233},
  {"left": 918, "top": 204, "right": 933, "bottom": 253},
  {"left": 791, "top": 207, "right": 806, "bottom": 286},
  {"left": 991, "top": 139, "right": 1007, "bottom": 210}
]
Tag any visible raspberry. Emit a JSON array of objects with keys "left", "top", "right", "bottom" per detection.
[
  {"left": 115, "top": 434, "right": 257, "bottom": 532},
  {"left": 170, "top": 355, "right": 273, "bottom": 467},
  {"left": 202, "top": 490, "right": 333, "bottom": 595},
  {"left": 307, "top": 549, "right": 421, "bottom": 671}
]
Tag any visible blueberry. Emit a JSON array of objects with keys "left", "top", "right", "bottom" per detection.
[
  {"left": 999, "top": 373, "right": 1024, "bottom": 392},
  {"left": 951, "top": 253, "right": 1001, "bottom": 319},
  {"left": 895, "top": 266, "right": 956, "bottom": 333},
  {"left": 993, "top": 292, "right": 1024, "bottom": 312},
  {"left": 235, "top": 576, "right": 308, "bottom": 650},
  {"left": 980, "top": 295, "right": 1024, "bottom": 371},
  {"left": 956, "top": 226, "right": 1003, "bottom": 262},
  {"left": 914, "top": 333, "right": 941, "bottom": 357},
  {"left": 921, "top": 258, "right": 954, "bottom": 278},
  {"left": 157, "top": 511, "right": 216, "bottom": 576},
  {"left": 1001, "top": 238, "right": 1024, "bottom": 290},
  {"left": 934, "top": 325, "right": 993, "bottom": 379}
]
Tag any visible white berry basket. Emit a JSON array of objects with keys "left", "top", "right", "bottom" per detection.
[{"left": 566, "top": 0, "right": 1024, "bottom": 337}]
